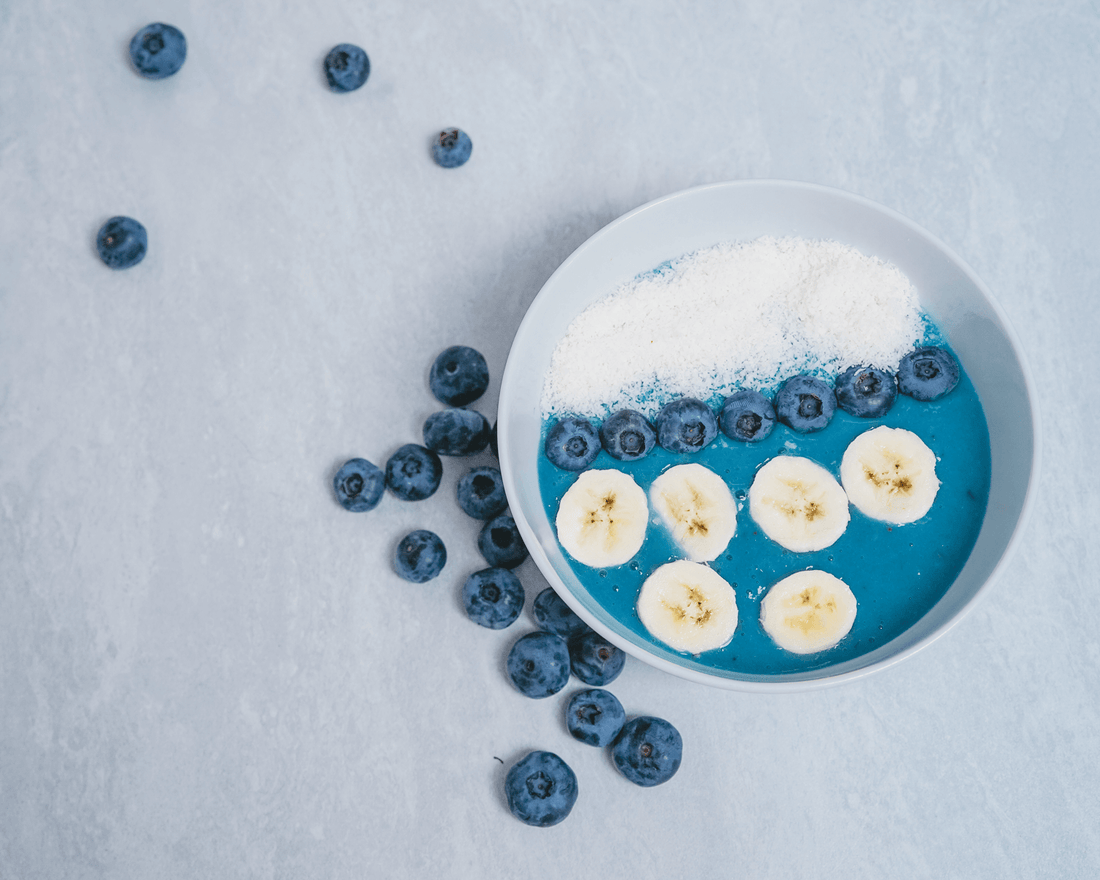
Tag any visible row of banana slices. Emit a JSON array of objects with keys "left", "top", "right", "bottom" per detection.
[{"left": 554, "top": 425, "right": 940, "bottom": 655}]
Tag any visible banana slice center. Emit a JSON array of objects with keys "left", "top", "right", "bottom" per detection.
[
  {"left": 784, "top": 587, "right": 838, "bottom": 636},
  {"left": 864, "top": 455, "right": 917, "bottom": 497},
  {"left": 773, "top": 479, "right": 825, "bottom": 521},
  {"left": 662, "top": 585, "right": 713, "bottom": 626}
]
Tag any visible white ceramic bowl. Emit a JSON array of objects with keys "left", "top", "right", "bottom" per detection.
[{"left": 498, "top": 179, "right": 1039, "bottom": 692}]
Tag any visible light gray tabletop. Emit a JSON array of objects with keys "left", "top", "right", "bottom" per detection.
[{"left": 2, "top": 2, "right": 1097, "bottom": 878}]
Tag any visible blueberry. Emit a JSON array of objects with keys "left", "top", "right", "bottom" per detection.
[
  {"left": 462, "top": 568, "right": 525, "bottom": 629},
  {"left": 432, "top": 128, "right": 473, "bottom": 168},
  {"left": 774, "top": 375, "right": 836, "bottom": 433},
  {"left": 423, "top": 408, "right": 491, "bottom": 456},
  {"left": 719, "top": 390, "right": 776, "bottom": 442},
  {"left": 544, "top": 417, "right": 601, "bottom": 471},
  {"left": 506, "top": 631, "right": 570, "bottom": 698},
  {"left": 532, "top": 588, "right": 593, "bottom": 640},
  {"left": 566, "top": 688, "right": 626, "bottom": 747},
  {"left": 323, "top": 43, "right": 370, "bottom": 92},
  {"left": 96, "top": 216, "right": 147, "bottom": 269},
  {"left": 611, "top": 716, "right": 683, "bottom": 787},
  {"left": 477, "top": 512, "right": 528, "bottom": 569},
  {"left": 598, "top": 409, "right": 657, "bottom": 461},
  {"left": 656, "top": 397, "right": 717, "bottom": 454},
  {"left": 568, "top": 631, "right": 625, "bottom": 686},
  {"left": 385, "top": 444, "right": 443, "bottom": 501},
  {"left": 429, "top": 345, "right": 489, "bottom": 406},
  {"left": 456, "top": 466, "right": 508, "bottom": 519},
  {"left": 333, "top": 458, "right": 385, "bottom": 511},
  {"left": 393, "top": 529, "right": 446, "bottom": 583},
  {"left": 834, "top": 365, "right": 897, "bottom": 418},
  {"left": 129, "top": 23, "right": 187, "bottom": 79},
  {"left": 897, "top": 346, "right": 960, "bottom": 401},
  {"left": 504, "top": 751, "right": 578, "bottom": 827}
]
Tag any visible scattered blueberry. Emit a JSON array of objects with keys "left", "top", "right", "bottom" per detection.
[
  {"left": 565, "top": 688, "right": 626, "bottom": 747},
  {"left": 429, "top": 345, "right": 489, "bottom": 406},
  {"left": 774, "top": 375, "right": 836, "bottom": 433},
  {"left": 478, "top": 512, "right": 528, "bottom": 569},
  {"left": 505, "top": 751, "right": 578, "bottom": 827},
  {"left": 506, "top": 631, "right": 571, "bottom": 698},
  {"left": 532, "top": 588, "right": 593, "bottom": 640},
  {"left": 432, "top": 128, "right": 473, "bottom": 168},
  {"left": 834, "top": 365, "right": 897, "bottom": 417},
  {"left": 96, "top": 216, "right": 147, "bottom": 269},
  {"left": 323, "top": 43, "right": 370, "bottom": 92},
  {"left": 719, "top": 390, "right": 776, "bottom": 442},
  {"left": 569, "top": 631, "right": 625, "bottom": 686},
  {"left": 129, "top": 23, "right": 187, "bottom": 79},
  {"left": 462, "top": 568, "right": 525, "bottom": 629},
  {"left": 656, "top": 397, "right": 718, "bottom": 453},
  {"left": 598, "top": 409, "right": 657, "bottom": 461},
  {"left": 385, "top": 444, "right": 443, "bottom": 501},
  {"left": 544, "top": 417, "right": 601, "bottom": 471},
  {"left": 393, "top": 529, "right": 447, "bottom": 583},
  {"left": 456, "top": 466, "right": 508, "bottom": 519},
  {"left": 897, "top": 346, "right": 960, "bottom": 401},
  {"left": 333, "top": 458, "right": 385, "bottom": 511},
  {"left": 423, "top": 408, "right": 491, "bottom": 456},
  {"left": 611, "top": 716, "right": 683, "bottom": 787}
]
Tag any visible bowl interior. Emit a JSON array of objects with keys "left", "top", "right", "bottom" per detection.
[{"left": 498, "top": 179, "right": 1038, "bottom": 692}]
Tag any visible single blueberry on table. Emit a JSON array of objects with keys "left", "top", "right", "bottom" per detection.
[
  {"left": 506, "top": 631, "right": 570, "bottom": 698},
  {"left": 477, "top": 512, "right": 528, "bottom": 569},
  {"left": 544, "top": 417, "right": 601, "bottom": 471},
  {"left": 323, "top": 43, "right": 370, "bottom": 92},
  {"left": 423, "top": 408, "right": 491, "bottom": 456},
  {"left": 385, "top": 444, "right": 443, "bottom": 501},
  {"left": 505, "top": 751, "right": 578, "bottom": 827},
  {"left": 429, "top": 345, "right": 489, "bottom": 406},
  {"left": 566, "top": 688, "right": 626, "bottom": 747},
  {"left": 599, "top": 409, "right": 657, "bottom": 461},
  {"left": 129, "top": 23, "right": 187, "bottom": 79},
  {"left": 569, "top": 631, "right": 625, "bottom": 686},
  {"left": 96, "top": 216, "right": 147, "bottom": 269},
  {"left": 774, "top": 375, "right": 836, "bottom": 433},
  {"left": 432, "top": 128, "right": 473, "bottom": 168},
  {"left": 456, "top": 466, "right": 508, "bottom": 519},
  {"left": 462, "top": 567, "right": 524, "bottom": 629},
  {"left": 532, "top": 587, "right": 593, "bottom": 640},
  {"left": 393, "top": 529, "right": 447, "bottom": 583},
  {"left": 719, "top": 390, "right": 776, "bottom": 442},
  {"left": 896, "top": 346, "right": 960, "bottom": 401},
  {"left": 656, "top": 397, "right": 718, "bottom": 454},
  {"left": 834, "top": 365, "right": 897, "bottom": 418},
  {"left": 333, "top": 457, "right": 385, "bottom": 511},
  {"left": 611, "top": 716, "right": 683, "bottom": 787}
]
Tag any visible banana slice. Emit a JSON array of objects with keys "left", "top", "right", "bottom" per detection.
[
  {"left": 840, "top": 426, "right": 939, "bottom": 524},
  {"left": 637, "top": 560, "right": 738, "bottom": 653},
  {"left": 747, "top": 456, "right": 850, "bottom": 552},
  {"left": 760, "top": 570, "right": 857, "bottom": 654},
  {"left": 649, "top": 463, "right": 737, "bottom": 562},
  {"left": 555, "top": 468, "right": 648, "bottom": 567}
]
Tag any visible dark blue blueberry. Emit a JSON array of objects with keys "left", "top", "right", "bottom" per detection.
[
  {"left": 504, "top": 751, "right": 578, "bottom": 827},
  {"left": 834, "top": 365, "right": 897, "bottom": 417},
  {"left": 568, "top": 631, "right": 625, "bottom": 686},
  {"left": 323, "top": 43, "right": 370, "bottom": 92},
  {"left": 566, "top": 688, "right": 626, "bottom": 747},
  {"left": 719, "top": 390, "right": 776, "bottom": 442},
  {"left": 897, "top": 346, "right": 960, "bottom": 401},
  {"left": 432, "top": 128, "right": 473, "bottom": 168},
  {"left": 423, "top": 408, "right": 491, "bottom": 456},
  {"left": 611, "top": 716, "right": 683, "bottom": 787},
  {"left": 393, "top": 529, "right": 446, "bottom": 583},
  {"left": 477, "top": 512, "right": 528, "bottom": 569},
  {"left": 598, "top": 409, "right": 657, "bottom": 461},
  {"left": 129, "top": 23, "right": 187, "bottom": 79},
  {"left": 506, "top": 631, "right": 570, "bottom": 698},
  {"left": 656, "top": 397, "right": 718, "bottom": 454},
  {"left": 333, "top": 457, "right": 384, "bottom": 512},
  {"left": 96, "top": 216, "right": 147, "bottom": 269},
  {"left": 385, "top": 444, "right": 443, "bottom": 501},
  {"left": 456, "top": 466, "right": 507, "bottom": 519},
  {"left": 462, "top": 568, "right": 524, "bottom": 629},
  {"left": 774, "top": 375, "right": 836, "bottom": 433},
  {"left": 544, "top": 417, "right": 601, "bottom": 471},
  {"left": 429, "top": 345, "right": 489, "bottom": 406},
  {"left": 533, "top": 588, "right": 593, "bottom": 640}
]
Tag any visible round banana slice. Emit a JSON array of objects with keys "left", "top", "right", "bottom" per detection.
[
  {"left": 637, "top": 561, "right": 738, "bottom": 654},
  {"left": 748, "top": 455, "right": 850, "bottom": 552},
  {"left": 760, "top": 570, "right": 857, "bottom": 654},
  {"left": 649, "top": 463, "right": 737, "bottom": 562},
  {"left": 555, "top": 468, "right": 648, "bottom": 568},
  {"left": 840, "top": 425, "right": 940, "bottom": 524}
]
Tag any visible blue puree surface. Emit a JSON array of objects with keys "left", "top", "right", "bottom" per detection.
[{"left": 537, "top": 365, "right": 992, "bottom": 676}]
